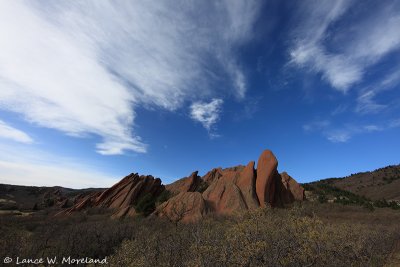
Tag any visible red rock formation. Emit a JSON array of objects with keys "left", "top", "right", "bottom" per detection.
[
  {"left": 279, "top": 172, "right": 305, "bottom": 202},
  {"left": 236, "top": 161, "right": 259, "bottom": 209},
  {"left": 256, "top": 150, "right": 278, "bottom": 207},
  {"left": 202, "top": 175, "right": 247, "bottom": 214},
  {"left": 202, "top": 168, "right": 223, "bottom": 184},
  {"left": 58, "top": 148, "right": 304, "bottom": 222},
  {"left": 166, "top": 171, "right": 201, "bottom": 194},
  {"left": 112, "top": 206, "right": 137, "bottom": 218},
  {"left": 41, "top": 188, "right": 73, "bottom": 209},
  {"left": 154, "top": 192, "right": 207, "bottom": 223},
  {"left": 94, "top": 174, "right": 163, "bottom": 209},
  {"left": 58, "top": 173, "right": 164, "bottom": 217}
]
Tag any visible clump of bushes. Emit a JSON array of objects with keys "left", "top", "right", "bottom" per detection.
[
  {"left": 110, "top": 206, "right": 399, "bottom": 267},
  {"left": 134, "top": 189, "right": 172, "bottom": 216},
  {"left": 304, "top": 182, "right": 400, "bottom": 210},
  {"left": 134, "top": 193, "right": 157, "bottom": 216},
  {"left": 383, "top": 176, "right": 400, "bottom": 184},
  {"left": 374, "top": 199, "right": 400, "bottom": 210},
  {"left": 1, "top": 203, "right": 399, "bottom": 267},
  {"left": 318, "top": 194, "right": 328, "bottom": 203},
  {"left": 134, "top": 190, "right": 173, "bottom": 216},
  {"left": 155, "top": 189, "right": 172, "bottom": 205},
  {"left": 0, "top": 213, "right": 140, "bottom": 263}
]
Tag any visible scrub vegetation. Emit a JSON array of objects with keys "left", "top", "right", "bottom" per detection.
[{"left": 1, "top": 203, "right": 399, "bottom": 267}]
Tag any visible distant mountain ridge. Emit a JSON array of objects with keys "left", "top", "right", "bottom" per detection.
[
  {"left": 309, "top": 164, "right": 400, "bottom": 201},
  {"left": 0, "top": 184, "right": 102, "bottom": 214}
]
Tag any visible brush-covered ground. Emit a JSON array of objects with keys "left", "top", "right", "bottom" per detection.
[{"left": 1, "top": 201, "right": 399, "bottom": 267}]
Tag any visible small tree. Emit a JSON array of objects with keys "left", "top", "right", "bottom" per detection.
[{"left": 135, "top": 194, "right": 156, "bottom": 216}]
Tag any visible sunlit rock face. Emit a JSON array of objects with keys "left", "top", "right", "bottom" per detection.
[{"left": 60, "top": 149, "right": 305, "bottom": 221}]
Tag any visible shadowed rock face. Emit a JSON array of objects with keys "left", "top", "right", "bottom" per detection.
[
  {"left": 278, "top": 172, "right": 305, "bottom": 202},
  {"left": 256, "top": 150, "right": 278, "bottom": 207},
  {"left": 57, "top": 173, "right": 165, "bottom": 217},
  {"left": 58, "top": 149, "right": 304, "bottom": 221},
  {"left": 166, "top": 171, "right": 201, "bottom": 194},
  {"left": 236, "top": 161, "right": 259, "bottom": 209}
]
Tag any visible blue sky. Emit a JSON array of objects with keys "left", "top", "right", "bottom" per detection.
[{"left": 0, "top": 0, "right": 399, "bottom": 188}]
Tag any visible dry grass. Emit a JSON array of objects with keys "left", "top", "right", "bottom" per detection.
[
  {"left": 111, "top": 204, "right": 400, "bottom": 267},
  {"left": 1, "top": 202, "right": 399, "bottom": 267}
]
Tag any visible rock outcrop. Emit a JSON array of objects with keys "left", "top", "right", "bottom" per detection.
[
  {"left": 58, "top": 149, "right": 305, "bottom": 222},
  {"left": 154, "top": 192, "right": 207, "bottom": 223},
  {"left": 236, "top": 161, "right": 259, "bottom": 209},
  {"left": 58, "top": 173, "right": 165, "bottom": 218},
  {"left": 166, "top": 171, "right": 201, "bottom": 194},
  {"left": 202, "top": 168, "right": 223, "bottom": 184},
  {"left": 256, "top": 150, "right": 278, "bottom": 207},
  {"left": 157, "top": 149, "right": 304, "bottom": 222},
  {"left": 202, "top": 174, "right": 247, "bottom": 214},
  {"left": 275, "top": 172, "right": 305, "bottom": 204},
  {"left": 41, "top": 188, "right": 73, "bottom": 209}
]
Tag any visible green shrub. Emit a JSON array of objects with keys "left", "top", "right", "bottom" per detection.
[
  {"left": 134, "top": 194, "right": 156, "bottom": 216},
  {"left": 155, "top": 190, "right": 172, "bottom": 205},
  {"left": 196, "top": 181, "right": 209, "bottom": 193},
  {"left": 318, "top": 194, "right": 328, "bottom": 203},
  {"left": 363, "top": 202, "right": 375, "bottom": 212}
]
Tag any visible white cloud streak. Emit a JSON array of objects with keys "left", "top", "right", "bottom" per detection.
[
  {"left": 190, "top": 99, "right": 224, "bottom": 135},
  {"left": 290, "top": 0, "right": 400, "bottom": 92},
  {"left": 355, "top": 91, "right": 387, "bottom": 115},
  {"left": 389, "top": 119, "right": 400, "bottom": 128},
  {"left": 0, "top": 1, "right": 260, "bottom": 154},
  {"left": 303, "top": 120, "right": 385, "bottom": 143},
  {"left": 356, "top": 67, "right": 400, "bottom": 114},
  {"left": 0, "top": 120, "right": 33, "bottom": 144}
]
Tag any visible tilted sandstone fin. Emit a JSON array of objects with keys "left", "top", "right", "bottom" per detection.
[
  {"left": 166, "top": 171, "right": 201, "bottom": 194},
  {"left": 236, "top": 161, "right": 259, "bottom": 209},
  {"left": 256, "top": 150, "right": 278, "bottom": 207},
  {"left": 154, "top": 192, "right": 207, "bottom": 223},
  {"left": 202, "top": 168, "right": 223, "bottom": 184},
  {"left": 202, "top": 179, "right": 245, "bottom": 213},
  {"left": 282, "top": 172, "right": 305, "bottom": 201},
  {"left": 57, "top": 174, "right": 164, "bottom": 218}
]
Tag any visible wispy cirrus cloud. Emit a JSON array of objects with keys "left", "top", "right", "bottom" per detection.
[
  {"left": 389, "top": 119, "right": 400, "bottom": 128},
  {"left": 355, "top": 67, "right": 400, "bottom": 114},
  {"left": 331, "top": 104, "right": 348, "bottom": 116},
  {"left": 355, "top": 91, "right": 387, "bottom": 115},
  {"left": 302, "top": 120, "right": 331, "bottom": 132},
  {"left": 289, "top": 0, "right": 400, "bottom": 93},
  {"left": 0, "top": 1, "right": 260, "bottom": 155},
  {"left": 303, "top": 119, "right": 391, "bottom": 143},
  {"left": 0, "top": 120, "right": 33, "bottom": 144},
  {"left": 326, "top": 125, "right": 383, "bottom": 143},
  {"left": 190, "top": 99, "right": 224, "bottom": 137}
]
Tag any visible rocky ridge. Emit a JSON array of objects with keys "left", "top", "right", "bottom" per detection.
[
  {"left": 61, "top": 149, "right": 305, "bottom": 222},
  {"left": 57, "top": 174, "right": 164, "bottom": 218}
]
